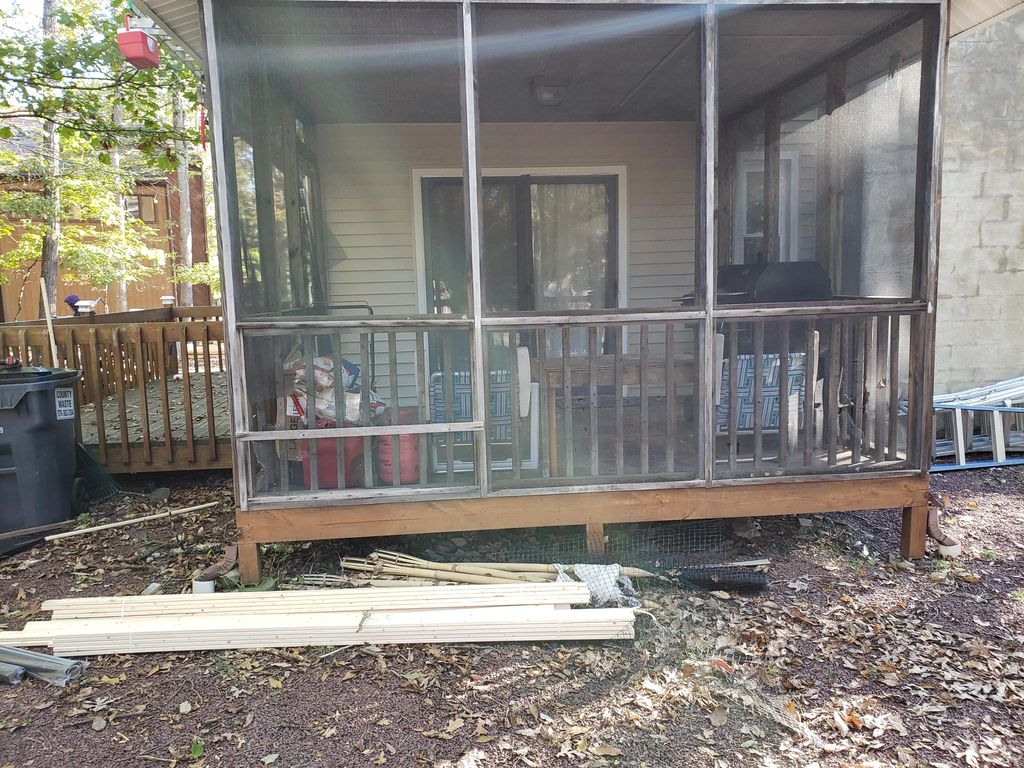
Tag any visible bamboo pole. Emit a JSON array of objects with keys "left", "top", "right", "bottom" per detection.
[
  {"left": 39, "top": 277, "right": 59, "bottom": 366},
  {"left": 341, "top": 559, "right": 528, "bottom": 585},
  {"left": 45, "top": 502, "right": 218, "bottom": 541},
  {"left": 457, "top": 562, "right": 658, "bottom": 579},
  {"left": 368, "top": 551, "right": 549, "bottom": 582}
]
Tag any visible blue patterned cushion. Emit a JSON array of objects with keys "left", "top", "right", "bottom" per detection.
[
  {"left": 431, "top": 371, "right": 512, "bottom": 444},
  {"left": 716, "top": 353, "right": 808, "bottom": 432}
]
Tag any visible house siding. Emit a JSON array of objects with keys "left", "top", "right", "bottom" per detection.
[{"left": 316, "top": 122, "right": 697, "bottom": 405}]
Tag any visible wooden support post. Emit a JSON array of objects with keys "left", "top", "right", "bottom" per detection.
[
  {"left": 824, "top": 59, "right": 847, "bottom": 291},
  {"left": 764, "top": 96, "right": 781, "bottom": 262},
  {"left": 281, "top": 104, "right": 306, "bottom": 308},
  {"left": 586, "top": 523, "right": 606, "bottom": 555},
  {"left": 900, "top": 505, "right": 927, "bottom": 559},
  {"left": 238, "top": 541, "right": 262, "bottom": 585}
]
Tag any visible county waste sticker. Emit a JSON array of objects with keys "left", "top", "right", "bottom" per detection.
[{"left": 55, "top": 388, "right": 76, "bottom": 420}]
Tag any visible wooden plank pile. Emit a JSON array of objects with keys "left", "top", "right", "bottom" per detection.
[{"left": 0, "top": 583, "right": 635, "bottom": 657}]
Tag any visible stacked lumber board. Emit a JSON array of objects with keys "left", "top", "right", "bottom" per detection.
[{"left": 0, "top": 583, "right": 636, "bottom": 657}]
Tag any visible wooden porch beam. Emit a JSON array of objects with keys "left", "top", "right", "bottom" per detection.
[
  {"left": 722, "top": 9, "right": 924, "bottom": 125},
  {"left": 236, "top": 474, "right": 928, "bottom": 545}
]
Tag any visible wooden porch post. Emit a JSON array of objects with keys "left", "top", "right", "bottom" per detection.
[
  {"left": 201, "top": 0, "right": 256, "bottom": 575},
  {"left": 763, "top": 96, "right": 781, "bottom": 262},
  {"left": 459, "top": 0, "right": 489, "bottom": 497},
  {"left": 699, "top": 3, "right": 718, "bottom": 484},
  {"left": 900, "top": 505, "right": 928, "bottom": 559},
  {"left": 904, "top": 1, "right": 948, "bottom": 559},
  {"left": 238, "top": 541, "right": 262, "bottom": 584}
]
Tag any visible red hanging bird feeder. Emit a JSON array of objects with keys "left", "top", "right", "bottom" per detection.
[{"left": 117, "top": 15, "right": 160, "bottom": 69}]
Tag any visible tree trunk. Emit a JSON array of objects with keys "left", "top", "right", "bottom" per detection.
[
  {"left": 39, "top": 0, "right": 60, "bottom": 319},
  {"left": 173, "top": 94, "right": 194, "bottom": 307},
  {"left": 111, "top": 102, "right": 129, "bottom": 312}
]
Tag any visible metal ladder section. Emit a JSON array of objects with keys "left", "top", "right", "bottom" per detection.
[{"left": 931, "top": 404, "right": 1024, "bottom": 472}]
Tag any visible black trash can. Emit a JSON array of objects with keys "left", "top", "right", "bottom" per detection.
[{"left": 0, "top": 366, "right": 82, "bottom": 539}]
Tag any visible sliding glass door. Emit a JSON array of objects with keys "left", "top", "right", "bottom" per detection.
[{"left": 423, "top": 175, "right": 617, "bottom": 316}]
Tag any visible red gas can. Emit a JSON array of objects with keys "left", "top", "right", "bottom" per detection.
[
  {"left": 117, "top": 29, "right": 160, "bottom": 69},
  {"left": 299, "top": 436, "right": 365, "bottom": 489},
  {"left": 377, "top": 407, "right": 421, "bottom": 485}
]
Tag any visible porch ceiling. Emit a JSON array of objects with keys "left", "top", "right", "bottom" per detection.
[
  {"left": 139, "top": 0, "right": 1024, "bottom": 70},
  {"left": 237, "top": 2, "right": 911, "bottom": 124}
]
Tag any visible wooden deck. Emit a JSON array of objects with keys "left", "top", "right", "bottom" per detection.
[
  {"left": 78, "top": 372, "right": 231, "bottom": 456},
  {"left": 0, "top": 307, "right": 232, "bottom": 473}
]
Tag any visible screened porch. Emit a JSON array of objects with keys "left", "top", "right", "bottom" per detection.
[{"left": 206, "top": 0, "right": 943, "bottom": 510}]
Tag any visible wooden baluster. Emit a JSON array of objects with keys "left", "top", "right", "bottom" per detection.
[
  {"left": 510, "top": 330, "right": 522, "bottom": 481},
  {"left": 305, "top": 335, "right": 319, "bottom": 490},
  {"left": 64, "top": 327, "right": 83, "bottom": 443},
  {"left": 729, "top": 323, "right": 739, "bottom": 469},
  {"left": 753, "top": 320, "right": 764, "bottom": 470},
  {"left": 415, "top": 330, "right": 428, "bottom": 486},
  {"left": 778, "top": 320, "right": 790, "bottom": 468},
  {"left": 86, "top": 328, "right": 107, "bottom": 465},
  {"left": 841, "top": 318, "right": 852, "bottom": 444},
  {"left": 640, "top": 323, "right": 650, "bottom": 475},
  {"left": 875, "top": 314, "right": 889, "bottom": 462},
  {"left": 538, "top": 328, "right": 551, "bottom": 479},
  {"left": 156, "top": 327, "right": 173, "bottom": 465},
  {"left": 665, "top": 322, "right": 676, "bottom": 474},
  {"left": 827, "top": 321, "right": 841, "bottom": 466},
  {"left": 133, "top": 326, "right": 152, "bottom": 465},
  {"left": 561, "top": 326, "right": 574, "bottom": 478},
  {"left": 179, "top": 325, "right": 196, "bottom": 464},
  {"left": 202, "top": 324, "right": 217, "bottom": 459},
  {"left": 387, "top": 331, "right": 401, "bottom": 487},
  {"left": 17, "top": 330, "right": 28, "bottom": 372},
  {"left": 441, "top": 332, "right": 455, "bottom": 486},
  {"left": 614, "top": 326, "right": 624, "bottom": 476},
  {"left": 888, "top": 314, "right": 901, "bottom": 461},
  {"left": 327, "top": 332, "right": 342, "bottom": 491},
  {"left": 803, "top": 322, "right": 816, "bottom": 467},
  {"left": 360, "top": 332, "right": 373, "bottom": 488},
  {"left": 110, "top": 329, "right": 130, "bottom": 465},
  {"left": 278, "top": 353, "right": 290, "bottom": 494},
  {"left": 588, "top": 326, "right": 599, "bottom": 478},
  {"left": 853, "top": 318, "right": 866, "bottom": 464}
]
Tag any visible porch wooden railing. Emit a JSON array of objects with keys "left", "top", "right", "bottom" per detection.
[{"left": 0, "top": 307, "right": 231, "bottom": 473}]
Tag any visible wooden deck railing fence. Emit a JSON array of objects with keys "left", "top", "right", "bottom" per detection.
[{"left": 0, "top": 307, "right": 231, "bottom": 473}]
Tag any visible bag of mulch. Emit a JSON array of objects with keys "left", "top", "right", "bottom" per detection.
[{"left": 284, "top": 347, "right": 360, "bottom": 391}]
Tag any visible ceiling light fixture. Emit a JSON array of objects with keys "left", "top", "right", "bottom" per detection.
[{"left": 532, "top": 77, "right": 566, "bottom": 107}]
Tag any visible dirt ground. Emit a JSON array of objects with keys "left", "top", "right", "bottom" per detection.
[{"left": 1, "top": 469, "right": 1023, "bottom": 768}]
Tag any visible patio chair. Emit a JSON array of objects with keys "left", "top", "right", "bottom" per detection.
[
  {"left": 713, "top": 331, "right": 820, "bottom": 456},
  {"left": 429, "top": 360, "right": 539, "bottom": 474}
]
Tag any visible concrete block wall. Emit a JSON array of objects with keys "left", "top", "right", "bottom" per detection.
[{"left": 935, "top": 12, "right": 1024, "bottom": 394}]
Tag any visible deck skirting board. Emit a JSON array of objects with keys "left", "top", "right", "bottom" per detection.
[{"left": 237, "top": 474, "right": 928, "bottom": 544}]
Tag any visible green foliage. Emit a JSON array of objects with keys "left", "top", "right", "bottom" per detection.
[
  {"left": 190, "top": 737, "right": 205, "bottom": 759},
  {"left": 0, "top": 0, "right": 206, "bottom": 309},
  {"left": 0, "top": 125, "right": 160, "bottom": 290},
  {"left": 0, "top": 0, "right": 201, "bottom": 159},
  {"left": 172, "top": 259, "right": 221, "bottom": 294}
]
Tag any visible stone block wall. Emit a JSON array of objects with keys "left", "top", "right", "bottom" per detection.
[{"left": 936, "top": 12, "right": 1024, "bottom": 394}]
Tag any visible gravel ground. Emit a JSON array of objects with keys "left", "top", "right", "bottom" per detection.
[{"left": 1, "top": 468, "right": 1023, "bottom": 768}]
